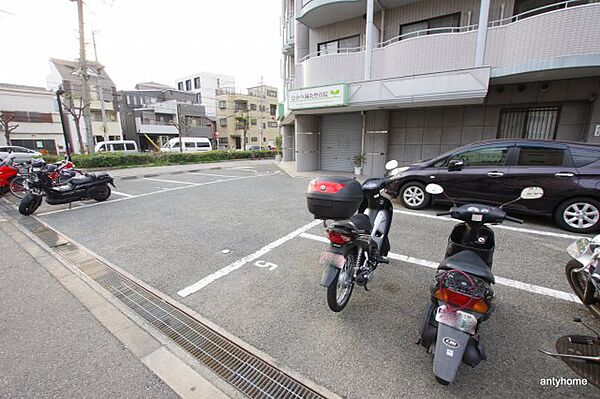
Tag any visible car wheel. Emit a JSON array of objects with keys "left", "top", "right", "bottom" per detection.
[
  {"left": 555, "top": 197, "right": 600, "bottom": 233},
  {"left": 399, "top": 182, "right": 430, "bottom": 210}
]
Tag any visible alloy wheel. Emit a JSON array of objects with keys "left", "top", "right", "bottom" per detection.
[
  {"left": 403, "top": 186, "right": 425, "bottom": 207},
  {"left": 563, "top": 202, "right": 600, "bottom": 230}
]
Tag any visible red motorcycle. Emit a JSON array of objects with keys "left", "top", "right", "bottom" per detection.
[{"left": 0, "top": 154, "right": 18, "bottom": 195}]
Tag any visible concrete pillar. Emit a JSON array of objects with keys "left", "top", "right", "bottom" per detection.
[
  {"left": 294, "top": 19, "right": 309, "bottom": 63},
  {"left": 363, "top": 111, "right": 389, "bottom": 178},
  {"left": 585, "top": 98, "right": 600, "bottom": 143},
  {"left": 282, "top": 124, "right": 295, "bottom": 161},
  {"left": 474, "top": 0, "right": 491, "bottom": 67},
  {"left": 364, "top": 0, "right": 375, "bottom": 80},
  {"left": 295, "top": 115, "right": 319, "bottom": 171}
]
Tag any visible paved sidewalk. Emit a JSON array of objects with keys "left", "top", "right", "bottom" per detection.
[
  {"left": 276, "top": 161, "right": 366, "bottom": 181},
  {"left": 0, "top": 221, "right": 179, "bottom": 398}
]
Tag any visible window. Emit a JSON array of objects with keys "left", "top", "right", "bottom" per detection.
[
  {"left": 270, "top": 104, "right": 277, "bottom": 116},
  {"left": 267, "top": 90, "right": 277, "bottom": 97},
  {"left": 172, "top": 141, "right": 180, "bottom": 148},
  {"left": 150, "top": 97, "right": 157, "bottom": 104},
  {"left": 178, "top": 82, "right": 184, "bottom": 91},
  {"left": 126, "top": 143, "right": 136, "bottom": 151},
  {"left": 194, "top": 77, "right": 200, "bottom": 89},
  {"left": 235, "top": 100, "right": 248, "bottom": 112},
  {"left": 218, "top": 137, "right": 228, "bottom": 145},
  {"left": 198, "top": 142, "right": 210, "bottom": 148},
  {"left": 400, "top": 13, "right": 461, "bottom": 39},
  {"left": 268, "top": 122, "right": 278, "bottom": 128},
  {"left": 218, "top": 100, "right": 226, "bottom": 109},
  {"left": 185, "top": 142, "right": 196, "bottom": 148},
  {"left": 569, "top": 147, "right": 600, "bottom": 168},
  {"left": 251, "top": 118, "right": 257, "bottom": 126},
  {"left": 498, "top": 107, "right": 560, "bottom": 140},
  {"left": 453, "top": 146, "right": 510, "bottom": 167},
  {"left": 219, "top": 118, "right": 228, "bottom": 127},
  {"left": 318, "top": 35, "right": 360, "bottom": 55},
  {"left": 112, "top": 143, "right": 125, "bottom": 151},
  {"left": 251, "top": 137, "right": 258, "bottom": 142},
  {"left": 196, "top": 93, "right": 202, "bottom": 103},
  {"left": 235, "top": 119, "right": 246, "bottom": 130},
  {"left": 512, "top": 0, "right": 589, "bottom": 20},
  {"left": 517, "top": 146, "right": 564, "bottom": 166},
  {"left": 126, "top": 95, "right": 131, "bottom": 105},
  {"left": 250, "top": 104, "right": 257, "bottom": 111},
  {"left": 185, "top": 79, "right": 192, "bottom": 91}
]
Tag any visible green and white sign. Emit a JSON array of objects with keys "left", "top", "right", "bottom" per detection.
[{"left": 288, "top": 83, "right": 348, "bottom": 110}]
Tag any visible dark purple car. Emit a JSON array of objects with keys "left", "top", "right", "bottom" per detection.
[{"left": 385, "top": 139, "right": 600, "bottom": 233}]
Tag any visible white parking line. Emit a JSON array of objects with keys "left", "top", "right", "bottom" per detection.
[
  {"left": 35, "top": 172, "right": 275, "bottom": 216},
  {"left": 299, "top": 232, "right": 581, "bottom": 303},
  {"left": 111, "top": 190, "right": 134, "bottom": 198},
  {"left": 189, "top": 171, "right": 241, "bottom": 178},
  {"left": 393, "top": 209, "right": 585, "bottom": 240},
  {"left": 143, "top": 177, "right": 197, "bottom": 185},
  {"left": 177, "top": 220, "right": 322, "bottom": 297}
]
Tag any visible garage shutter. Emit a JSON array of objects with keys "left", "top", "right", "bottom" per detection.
[{"left": 320, "top": 113, "right": 362, "bottom": 171}]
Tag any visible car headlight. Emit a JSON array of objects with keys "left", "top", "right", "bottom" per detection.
[{"left": 390, "top": 166, "right": 409, "bottom": 176}]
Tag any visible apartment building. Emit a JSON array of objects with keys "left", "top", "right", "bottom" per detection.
[
  {"left": 280, "top": 0, "right": 600, "bottom": 176},
  {"left": 175, "top": 72, "right": 235, "bottom": 118},
  {"left": 215, "top": 85, "right": 279, "bottom": 149},
  {"left": 0, "top": 83, "right": 65, "bottom": 154},
  {"left": 48, "top": 58, "right": 122, "bottom": 152},
  {"left": 119, "top": 83, "right": 215, "bottom": 152}
]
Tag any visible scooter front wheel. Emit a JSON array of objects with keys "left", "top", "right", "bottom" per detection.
[
  {"left": 326, "top": 251, "right": 356, "bottom": 312},
  {"left": 566, "top": 259, "right": 600, "bottom": 318},
  {"left": 19, "top": 193, "right": 42, "bottom": 215}
]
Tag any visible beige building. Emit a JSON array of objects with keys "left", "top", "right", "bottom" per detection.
[{"left": 215, "top": 85, "right": 279, "bottom": 150}]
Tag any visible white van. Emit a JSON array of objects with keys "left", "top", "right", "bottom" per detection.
[
  {"left": 161, "top": 137, "right": 213, "bottom": 153},
  {"left": 95, "top": 140, "right": 138, "bottom": 153}
]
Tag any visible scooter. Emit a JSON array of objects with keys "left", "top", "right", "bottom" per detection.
[
  {"left": 565, "top": 234, "right": 600, "bottom": 319},
  {"left": 19, "top": 163, "right": 114, "bottom": 215},
  {"left": 10, "top": 156, "right": 80, "bottom": 199},
  {"left": 306, "top": 160, "right": 403, "bottom": 312},
  {"left": 418, "top": 183, "right": 544, "bottom": 385},
  {"left": 0, "top": 153, "right": 18, "bottom": 195}
]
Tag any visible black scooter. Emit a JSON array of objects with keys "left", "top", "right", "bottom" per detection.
[
  {"left": 306, "top": 161, "right": 402, "bottom": 312},
  {"left": 19, "top": 161, "right": 114, "bottom": 215},
  {"left": 418, "top": 183, "right": 543, "bottom": 385}
]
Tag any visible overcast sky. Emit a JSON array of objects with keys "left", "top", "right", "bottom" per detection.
[{"left": 0, "top": 0, "right": 282, "bottom": 93}]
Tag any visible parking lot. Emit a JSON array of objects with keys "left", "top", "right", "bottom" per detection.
[{"left": 8, "top": 161, "right": 599, "bottom": 398}]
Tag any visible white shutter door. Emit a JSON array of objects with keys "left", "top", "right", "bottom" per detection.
[{"left": 320, "top": 113, "right": 362, "bottom": 171}]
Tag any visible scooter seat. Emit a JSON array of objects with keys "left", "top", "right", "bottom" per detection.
[
  {"left": 70, "top": 174, "right": 95, "bottom": 185},
  {"left": 349, "top": 213, "right": 372, "bottom": 233},
  {"left": 438, "top": 250, "right": 495, "bottom": 283}
]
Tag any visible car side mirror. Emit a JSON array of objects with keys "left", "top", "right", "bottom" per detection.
[{"left": 448, "top": 159, "right": 464, "bottom": 172}]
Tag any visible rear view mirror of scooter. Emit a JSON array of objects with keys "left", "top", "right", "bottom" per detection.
[
  {"left": 425, "top": 183, "right": 444, "bottom": 195},
  {"left": 385, "top": 160, "right": 399, "bottom": 171}
]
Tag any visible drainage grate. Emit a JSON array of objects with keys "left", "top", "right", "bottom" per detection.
[{"left": 2, "top": 205, "right": 327, "bottom": 399}]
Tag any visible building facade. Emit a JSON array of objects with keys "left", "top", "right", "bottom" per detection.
[
  {"left": 48, "top": 58, "right": 122, "bottom": 152},
  {"left": 0, "top": 83, "right": 65, "bottom": 155},
  {"left": 119, "top": 84, "right": 215, "bottom": 152},
  {"left": 175, "top": 72, "right": 235, "bottom": 119},
  {"left": 215, "top": 85, "right": 280, "bottom": 149},
  {"left": 280, "top": 0, "right": 600, "bottom": 176}
]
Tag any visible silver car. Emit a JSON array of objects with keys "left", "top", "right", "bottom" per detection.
[{"left": 0, "top": 146, "right": 42, "bottom": 162}]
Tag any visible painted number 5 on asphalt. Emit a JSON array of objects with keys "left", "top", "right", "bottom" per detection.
[{"left": 255, "top": 260, "right": 278, "bottom": 271}]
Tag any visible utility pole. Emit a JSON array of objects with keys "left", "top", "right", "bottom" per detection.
[
  {"left": 55, "top": 89, "right": 72, "bottom": 157},
  {"left": 72, "top": 0, "right": 95, "bottom": 153},
  {"left": 259, "top": 76, "right": 264, "bottom": 149}
]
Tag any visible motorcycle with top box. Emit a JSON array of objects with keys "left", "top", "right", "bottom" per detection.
[{"left": 306, "top": 160, "right": 402, "bottom": 312}]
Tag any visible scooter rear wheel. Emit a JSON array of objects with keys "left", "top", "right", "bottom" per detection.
[
  {"left": 566, "top": 259, "right": 600, "bottom": 318},
  {"left": 326, "top": 251, "right": 356, "bottom": 312},
  {"left": 19, "top": 193, "right": 42, "bottom": 216},
  {"left": 90, "top": 185, "right": 111, "bottom": 202}
]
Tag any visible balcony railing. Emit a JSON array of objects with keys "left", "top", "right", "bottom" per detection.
[
  {"left": 297, "top": 1, "right": 600, "bottom": 88},
  {"left": 282, "top": 13, "right": 295, "bottom": 50}
]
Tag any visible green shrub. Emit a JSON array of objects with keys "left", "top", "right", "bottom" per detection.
[{"left": 44, "top": 150, "right": 275, "bottom": 169}]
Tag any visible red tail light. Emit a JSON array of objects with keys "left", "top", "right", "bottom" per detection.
[
  {"left": 326, "top": 230, "right": 353, "bottom": 245},
  {"left": 309, "top": 179, "right": 346, "bottom": 194},
  {"left": 435, "top": 288, "right": 488, "bottom": 313}
]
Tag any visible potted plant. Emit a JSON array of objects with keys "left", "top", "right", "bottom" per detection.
[
  {"left": 274, "top": 135, "right": 283, "bottom": 162},
  {"left": 353, "top": 154, "right": 365, "bottom": 175}
]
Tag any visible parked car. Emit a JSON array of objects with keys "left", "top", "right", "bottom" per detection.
[
  {"left": 161, "top": 137, "right": 212, "bottom": 153},
  {"left": 95, "top": 140, "right": 138, "bottom": 153},
  {"left": 0, "top": 146, "right": 42, "bottom": 162},
  {"left": 385, "top": 139, "right": 600, "bottom": 233}
]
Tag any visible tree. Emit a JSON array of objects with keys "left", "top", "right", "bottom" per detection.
[
  {"left": 171, "top": 104, "right": 192, "bottom": 153},
  {"left": 62, "top": 90, "right": 89, "bottom": 154},
  {"left": 0, "top": 112, "right": 19, "bottom": 145}
]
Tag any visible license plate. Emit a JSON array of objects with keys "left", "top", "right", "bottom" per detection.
[
  {"left": 435, "top": 305, "right": 478, "bottom": 335},
  {"left": 319, "top": 251, "right": 346, "bottom": 269}
]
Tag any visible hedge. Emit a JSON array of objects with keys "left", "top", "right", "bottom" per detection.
[{"left": 43, "top": 150, "right": 276, "bottom": 169}]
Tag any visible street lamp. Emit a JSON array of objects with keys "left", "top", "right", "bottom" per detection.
[{"left": 55, "top": 89, "right": 71, "bottom": 157}]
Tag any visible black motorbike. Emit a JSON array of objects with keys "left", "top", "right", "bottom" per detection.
[
  {"left": 565, "top": 234, "right": 600, "bottom": 319},
  {"left": 306, "top": 161, "right": 402, "bottom": 312},
  {"left": 19, "top": 161, "right": 115, "bottom": 215},
  {"left": 418, "top": 183, "right": 543, "bottom": 385}
]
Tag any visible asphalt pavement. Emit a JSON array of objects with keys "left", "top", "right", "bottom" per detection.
[{"left": 4, "top": 161, "right": 599, "bottom": 398}]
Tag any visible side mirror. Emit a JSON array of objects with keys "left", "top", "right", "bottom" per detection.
[
  {"left": 448, "top": 159, "right": 464, "bottom": 172},
  {"left": 425, "top": 183, "right": 444, "bottom": 195},
  {"left": 520, "top": 186, "right": 544, "bottom": 200},
  {"left": 567, "top": 238, "right": 591, "bottom": 259},
  {"left": 385, "top": 160, "right": 399, "bottom": 171}
]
